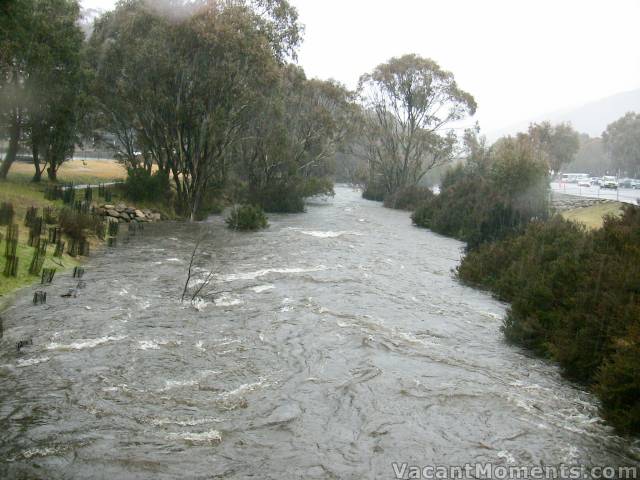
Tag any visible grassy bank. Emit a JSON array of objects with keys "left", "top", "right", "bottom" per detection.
[
  {"left": 560, "top": 202, "right": 624, "bottom": 229},
  {"left": 0, "top": 239, "right": 80, "bottom": 301},
  {"left": 0, "top": 159, "right": 170, "bottom": 302}
]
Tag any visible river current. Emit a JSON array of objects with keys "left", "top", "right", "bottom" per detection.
[{"left": 1, "top": 185, "right": 638, "bottom": 479}]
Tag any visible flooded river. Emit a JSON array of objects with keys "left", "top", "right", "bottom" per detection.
[{"left": 1, "top": 186, "right": 638, "bottom": 479}]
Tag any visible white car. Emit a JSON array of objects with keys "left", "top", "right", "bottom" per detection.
[
  {"left": 602, "top": 176, "right": 618, "bottom": 189},
  {"left": 577, "top": 179, "right": 591, "bottom": 187}
]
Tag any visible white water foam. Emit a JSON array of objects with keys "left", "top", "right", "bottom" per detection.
[
  {"left": 151, "top": 416, "right": 221, "bottom": 427},
  {"left": 220, "top": 378, "right": 267, "bottom": 399},
  {"left": 166, "top": 430, "right": 222, "bottom": 444},
  {"left": 138, "top": 338, "right": 181, "bottom": 350},
  {"left": 214, "top": 294, "right": 243, "bottom": 307},
  {"left": 251, "top": 284, "right": 275, "bottom": 293},
  {"left": 16, "top": 356, "right": 50, "bottom": 368},
  {"left": 161, "top": 379, "right": 199, "bottom": 391},
  {"left": 300, "top": 230, "right": 362, "bottom": 238},
  {"left": 46, "top": 335, "right": 126, "bottom": 351},
  {"left": 223, "top": 265, "right": 327, "bottom": 281}
]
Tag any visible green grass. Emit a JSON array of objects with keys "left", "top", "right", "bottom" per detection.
[
  {"left": 7, "top": 158, "right": 126, "bottom": 185},
  {"left": 0, "top": 228, "right": 80, "bottom": 303},
  {"left": 0, "top": 166, "right": 176, "bottom": 305},
  {"left": 561, "top": 202, "right": 624, "bottom": 229}
]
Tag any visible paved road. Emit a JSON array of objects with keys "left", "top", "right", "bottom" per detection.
[{"left": 551, "top": 182, "right": 640, "bottom": 205}]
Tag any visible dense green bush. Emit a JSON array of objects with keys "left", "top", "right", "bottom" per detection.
[
  {"left": 124, "top": 168, "right": 170, "bottom": 202},
  {"left": 225, "top": 204, "right": 268, "bottom": 231},
  {"left": 361, "top": 183, "right": 385, "bottom": 202},
  {"left": 457, "top": 206, "right": 640, "bottom": 433},
  {"left": 383, "top": 185, "right": 434, "bottom": 211},
  {"left": 251, "top": 183, "right": 306, "bottom": 213},
  {"left": 250, "top": 177, "right": 334, "bottom": 213},
  {"left": 412, "top": 138, "right": 549, "bottom": 248}
]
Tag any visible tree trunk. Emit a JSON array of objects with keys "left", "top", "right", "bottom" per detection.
[
  {"left": 0, "top": 109, "right": 21, "bottom": 180},
  {"left": 32, "top": 142, "right": 42, "bottom": 182},
  {"left": 190, "top": 191, "right": 201, "bottom": 222},
  {"left": 47, "top": 162, "right": 58, "bottom": 181}
]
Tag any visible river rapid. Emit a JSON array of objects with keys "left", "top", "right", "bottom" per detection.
[{"left": 1, "top": 185, "right": 638, "bottom": 479}]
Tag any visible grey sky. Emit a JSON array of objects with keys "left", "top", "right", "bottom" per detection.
[{"left": 82, "top": 0, "right": 640, "bottom": 134}]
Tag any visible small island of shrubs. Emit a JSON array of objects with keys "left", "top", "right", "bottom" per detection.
[{"left": 225, "top": 204, "right": 269, "bottom": 231}]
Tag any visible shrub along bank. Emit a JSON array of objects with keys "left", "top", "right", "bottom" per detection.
[
  {"left": 410, "top": 135, "right": 640, "bottom": 434},
  {"left": 457, "top": 208, "right": 640, "bottom": 434},
  {"left": 412, "top": 136, "right": 550, "bottom": 249}
]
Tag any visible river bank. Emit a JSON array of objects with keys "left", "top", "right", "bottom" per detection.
[
  {"left": 0, "top": 170, "right": 169, "bottom": 301},
  {"left": 1, "top": 186, "right": 638, "bottom": 478}
]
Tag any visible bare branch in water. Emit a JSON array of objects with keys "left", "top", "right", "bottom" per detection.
[{"left": 181, "top": 237, "right": 201, "bottom": 303}]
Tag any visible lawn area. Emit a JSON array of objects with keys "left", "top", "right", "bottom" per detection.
[
  {"left": 7, "top": 159, "right": 126, "bottom": 185},
  {"left": 560, "top": 202, "right": 624, "bottom": 229}
]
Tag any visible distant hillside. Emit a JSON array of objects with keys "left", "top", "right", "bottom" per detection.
[{"left": 488, "top": 88, "right": 640, "bottom": 139}]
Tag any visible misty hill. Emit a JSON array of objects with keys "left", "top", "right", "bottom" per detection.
[{"left": 489, "top": 88, "right": 640, "bottom": 139}]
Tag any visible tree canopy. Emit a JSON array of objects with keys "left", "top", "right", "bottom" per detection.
[
  {"left": 357, "top": 54, "right": 477, "bottom": 196},
  {"left": 603, "top": 112, "right": 640, "bottom": 177}
]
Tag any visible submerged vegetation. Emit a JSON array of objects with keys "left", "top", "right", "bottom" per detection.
[{"left": 225, "top": 204, "right": 269, "bottom": 231}]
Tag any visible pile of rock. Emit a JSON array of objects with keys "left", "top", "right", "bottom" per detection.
[{"left": 96, "top": 203, "right": 163, "bottom": 223}]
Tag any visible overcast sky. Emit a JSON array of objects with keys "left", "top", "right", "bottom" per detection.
[{"left": 82, "top": 0, "right": 640, "bottom": 134}]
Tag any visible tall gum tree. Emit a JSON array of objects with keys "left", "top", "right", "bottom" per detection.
[
  {"left": 88, "top": 0, "right": 301, "bottom": 219},
  {"left": 357, "top": 54, "right": 476, "bottom": 195}
]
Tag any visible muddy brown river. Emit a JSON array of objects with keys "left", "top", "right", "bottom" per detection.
[{"left": 1, "top": 186, "right": 638, "bottom": 479}]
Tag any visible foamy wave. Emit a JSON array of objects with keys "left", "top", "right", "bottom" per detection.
[
  {"left": 161, "top": 379, "right": 199, "bottom": 391},
  {"left": 300, "top": 230, "right": 362, "bottom": 238},
  {"left": 138, "top": 340, "right": 160, "bottom": 350},
  {"left": 46, "top": 335, "right": 126, "bottom": 351},
  {"left": 251, "top": 284, "right": 275, "bottom": 293},
  {"left": 223, "top": 266, "right": 326, "bottom": 281},
  {"left": 19, "top": 445, "right": 68, "bottom": 459},
  {"left": 191, "top": 298, "right": 212, "bottom": 311},
  {"left": 166, "top": 430, "right": 222, "bottom": 444},
  {"left": 214, "top": 294, "right": 243, "bottom": 307},
  {"left": 497, "top": 450, "right": 516, "bottom": 463},
  {"left": 221, "top": 378, "right": 267, "bottom": 398},
  {"left": 16, "top": 356, "right": 50, "bottom": 368},
  {"left": 138, "top": 338, "right": 180, "bottom": 350},
  {"left": 151, "top": 416, "right": 221, "bottom": 427}
]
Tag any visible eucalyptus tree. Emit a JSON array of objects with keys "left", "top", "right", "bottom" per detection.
[
  {"left": 603, "top": 112, "right": 640, "bottom": 176},
  {"left": 526, "top": 121, "right": 580, "bottom": 174},
  {"left": 0, "top": 0, "right": 32, "bottom": 179},
  {"left": 233, "top": 64, "right": 355, "bottom": 211},
  {"left": 88, "top": 0, "right": 301, "bottom": 219},
  {"left": 26, "top": 0, "right": 85, "bottom": 181},
  {"left": 0, "top": 0, "right": 84, "bottom": 181},
  {"left": 357, "top": 54, "right": 476, "bottom": 196}
]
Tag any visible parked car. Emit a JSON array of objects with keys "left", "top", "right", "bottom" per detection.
[
  {"left": 590, "top": 177, "right": 600, "bottom": 186},
  {"left": 578, "top": 179, "right": 591, "bottom": 187},
  {"left": 632, "top": 179, "right": 640, "bottom": 189},
  {"left": 618, "top": 178, "right": 634, "bottom": 188},
  {"left": 602, "top": 176, "right": 618, "bottom": 189}
]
